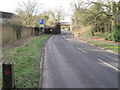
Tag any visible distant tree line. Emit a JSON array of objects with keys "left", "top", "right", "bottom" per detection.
[
  {"left": 14, "top": 0, "right": 66, "bottom": 28},
  {"left": 13, "top": 0, "right": 66, "bottom": 35}
]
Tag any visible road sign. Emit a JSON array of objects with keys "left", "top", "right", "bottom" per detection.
[
  {"left": 39, "top": 19, "right": 44, "bottom": 24},
  {"left": 40, "top": 24, "right": 44, "bottom": 27}
]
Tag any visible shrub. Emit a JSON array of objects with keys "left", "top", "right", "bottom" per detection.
[
  {"left": 105, "top": 33, "right": 112, "bottom": 41},
  {"left": 112, "top": 26, "right": 120, "bottom": 42},
  {"left": 105, "top": 26, "right": 120, "bottom": 42}
]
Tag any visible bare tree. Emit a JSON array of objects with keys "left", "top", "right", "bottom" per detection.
[
  {"left": 54, "top": 6, "right": 67, "bottom": 21},
  {"left": 40, "top": 10, "right": 56, "bottom": 27},
  {"left": 15, "top": 0, "right": 40, "bottom": 27}
]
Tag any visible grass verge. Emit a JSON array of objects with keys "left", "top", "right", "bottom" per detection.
[
  {"left": 88, "top": 41, "right": 120, "bottom": 53},
  {"left": 1, "top": 35, "right": 51, "bottom": 88},
  {"left": 77, "top": 30, "right": 119, "bottom": 53}
]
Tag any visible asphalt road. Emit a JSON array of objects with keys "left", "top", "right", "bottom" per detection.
[{"left": 42, "top": 30, "right": 119, "bottom": 88}]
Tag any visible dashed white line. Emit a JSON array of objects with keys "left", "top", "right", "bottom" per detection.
[
  {"left": 98, "top": 59, "right": 119, "bottom": 72},
  {"left": 77, "top": 47, "right": 87, "bottom": 53},
  {"left": 67, "top": 42, "right": 73, "bottom": 46},
  {"left": 62, "top": 36, "right": 74, "bottom": 46}
]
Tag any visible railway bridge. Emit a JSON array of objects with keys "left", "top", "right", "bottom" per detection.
[{"left": 59, "top": 22, "right": 70, "bottom": 30}]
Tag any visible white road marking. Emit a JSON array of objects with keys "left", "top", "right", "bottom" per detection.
[
  {"left": 79, "top": 40, "right": 87, "bottom": 43},
  {"left": 67, "top": 41, "right": 73, "bottom": 46},
  {"left": 77, "top": 47, "right": 87, "bottom": 53},
  {"left": 98, "top": 59, "right": 119, "bottom": 72},
  {"left": 101, "top": 48, "right": 105, "bottom": 50},
  {"left": 106, "top": 50, "right": 118, "bottom": 55},
  {"left": 62, "top": 36, "right": 73, "bottom": 46}
]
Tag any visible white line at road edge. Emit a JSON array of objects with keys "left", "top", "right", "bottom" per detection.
[
  {"left": 77, "top": 47, "right": 87, "bottom": 53},
  {"left": 79, "top": 40, "right": 87, "bottom": 43},
  {"left": 98, "top": 59, "right": 119, "bottom": 72},
  {"left": 62, "top": 36, "right": 73, "bottom": 46},
  {"left": 67, "top": 42, "right": 73, "bottom": 46}
]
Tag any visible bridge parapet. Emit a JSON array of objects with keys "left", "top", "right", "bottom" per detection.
[{"left": 60, "top": 22, "right": 70, "bottom": 26}]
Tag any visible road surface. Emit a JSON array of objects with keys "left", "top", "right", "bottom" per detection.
[{"left": 42, "top": 30, "right": 119, "bottom": 88}]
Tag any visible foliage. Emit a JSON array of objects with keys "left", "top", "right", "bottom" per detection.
[
  {"left": 15, "top": 0, "right": 39, "bottom": 27},
  {"left": 104, "top": 25, "right": 120, "bottom": 42},
  {"left": 15, "top": 0, "right": 67, "bottom": 28},
  {"left": 39, "top": 10, "right": 57, "bottom": 27},
  {"left": 112, "top": 26, "right": 120, "bottom": 42},
  {"left": 54, "top": 6, "right": 67, "bottom": 21},
  {"left": 71, "top": 0, "right": 120, "bottom": 42}
]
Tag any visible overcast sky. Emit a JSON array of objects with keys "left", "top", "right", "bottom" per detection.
[
  {"left": 0, "top": 0, "right": 119, "bottom": 13},
  {"left": 0, "top": 0, "right": 73, "bottom": 12},
  {"left": 0, "top": 0, "right": 74, "bottom": 22},
  {"left": 0, "top": 0, "right": 119, "bottom": 22}
]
